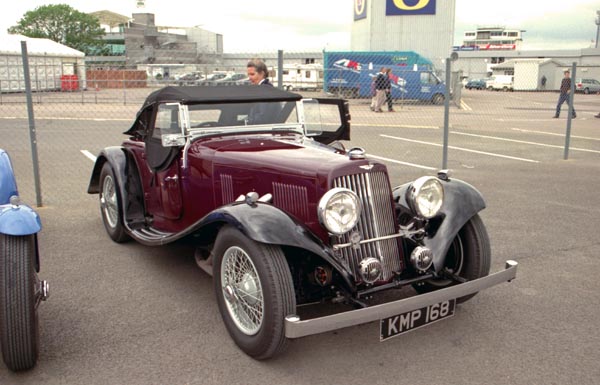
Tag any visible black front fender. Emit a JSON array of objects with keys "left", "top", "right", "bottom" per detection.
[
  {"left": 394, "top": 177, "right": 486, "bottom": 272},
  {"left": 202, "top": 202, "right": 356, "bottom": 292}
]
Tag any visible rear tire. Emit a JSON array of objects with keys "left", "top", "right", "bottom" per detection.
[
  {"left": 583, "top": 88, "right": 590, "bottom": 94},
  {"left": 0, "top": 234, "right": 39, "bottom": 371},
  {"left": 99, "top": 162, "right": 130, "bottom": 243},
  {"left": 412, "top": 214, "right": 491, "bottom": 304}
]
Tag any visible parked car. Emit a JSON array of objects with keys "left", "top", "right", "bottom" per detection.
[
  {"left": 484, "top": 77, "right": 495, "bottom": 90},
  {"left": 217, "top": 73, "right": 249, "bottom": 85},
  {"left": 0, "top": 149, "right": 49, "bottom": 371},
  {"left": 198, "top": 73, "right": 228, "bottom": 86},
  {"left": 87, "top": 85, "right": 517, "bottom": 359},
  {"left": 575, "top": 78, "right": 600, "bottom": 94},
  {"left": 177, "top": 72, "right": 203, "bottom": 86},
  {"left": 491, "top": 75, "right": 514, "bottom": 92},
  {"left": 465, "top": 78, "right": 486, "bottom": 90}
]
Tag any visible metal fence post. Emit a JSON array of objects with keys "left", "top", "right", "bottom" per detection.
[
  {"left": 277, "top": 50, "right": 284, "bottom": 90},
  {"left": 563, "top": 62, "right": 577, "bottom": 160},
  {"left": 442, "top": 58, "right": 451, "bottom": 169},
  {"left": 123, "top": 71, "right": 127, "bottom": 105},
  {"left": 20, "top": 41, "right": 43, "bottom": 207}
]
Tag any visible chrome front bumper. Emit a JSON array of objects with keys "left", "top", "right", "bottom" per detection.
[{"left": 285, "top": 260, "right": 518, "bottom": 339}]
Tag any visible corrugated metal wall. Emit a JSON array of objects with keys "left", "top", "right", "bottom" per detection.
[{"left": 351, "top": 0, "right": 456, "bottom": 68}]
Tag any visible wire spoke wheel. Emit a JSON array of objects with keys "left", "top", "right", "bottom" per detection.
[
  {"left": 221, "top": 246, "right": 264, "bottom": 335},
  {"left": 98, "top": 163, "right": 129, "bottom": 243},
  {"left": 101, "top": 174, "right": 119, "bottom": 229},
  {"left": 213, "top": 226, "right": 295, "bottom": 359}
]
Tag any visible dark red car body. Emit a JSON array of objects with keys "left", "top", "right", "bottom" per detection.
[{"left": 87, "top": 85, "right": 516, "bottom": 359}]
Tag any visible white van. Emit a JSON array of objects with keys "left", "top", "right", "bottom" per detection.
[{"left": 491, "top": 75, "right": 514, "bottom": 91}]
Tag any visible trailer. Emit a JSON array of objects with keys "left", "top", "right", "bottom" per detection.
[{"left": 271, "top": 63, "right": 323, "bottom": 91}]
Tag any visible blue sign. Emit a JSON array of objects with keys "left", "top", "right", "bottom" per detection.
[
  {"left": 354, "top": 0, "right": 367, "bottom": 20},
  {"left": 386, "top": 0, "right": 436, "bottom": 15}
]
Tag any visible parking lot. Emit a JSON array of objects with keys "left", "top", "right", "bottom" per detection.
[{"left": 1, "top": 89, "right": 599, "bottom": 384}]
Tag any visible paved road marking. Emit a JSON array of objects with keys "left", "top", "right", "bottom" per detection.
[
  {"left": 510, "top": 127, "right": 600, "bottom": 142},
  {"left": 368, "top": 154, "right": 437, "bottom": 170},
  {"left": 354, "top": 123, "right": 439, "bottom": 129},
  {"left": 380, "top": 134, "right": 539, "bottom": 163},
  {"left": 452, "top": 131, "right": 600, "bottom": 154},
  {"left": 81, "top": 150, "right": 97, "bottom": 162},
  {"left": 460, "top": 100, "right": 472, "bottom": 111}
]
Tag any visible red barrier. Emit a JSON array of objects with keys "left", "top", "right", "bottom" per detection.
[{"left": 60, "top": 75, "right": 79, "bottom": 91}]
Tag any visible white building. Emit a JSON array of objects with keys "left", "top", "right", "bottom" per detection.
[
  {"left": 0, "top": 34, "right": 85, "bottom": 92},
  {"left": 490, "top": 58, "right": 563, "bottom": 91},
  {"left": 461, "top": 27, "right": 524, "bottom": 50},
  {"left": 351, "top": 0, "right": 456, "bottom": 66}
]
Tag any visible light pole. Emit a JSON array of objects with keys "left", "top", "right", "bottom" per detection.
[{"left": 596, "top": 11, "right": 600, "bottom": 49}]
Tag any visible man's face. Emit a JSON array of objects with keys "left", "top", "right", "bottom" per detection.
[
  {"left": 565, "top": 72, "right": 570, "bottom": 78},
  {"left": 247, "top": 67, "right": 264, "bottom": 85}
]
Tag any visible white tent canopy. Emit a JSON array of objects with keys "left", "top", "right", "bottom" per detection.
[{"left": 0, "top": 34, "right": 84, "bottom": 57}]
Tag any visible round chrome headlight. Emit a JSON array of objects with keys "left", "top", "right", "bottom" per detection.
[
  {"left": 318, "top": 188, "right": 361, "bottom": 235},
  {"left": 407, "top": 176, "right": 444, "bottom": 219}
]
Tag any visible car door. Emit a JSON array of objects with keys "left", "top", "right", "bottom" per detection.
[{"left": 145, "top": 103, "right": 183, "bottom": 220}]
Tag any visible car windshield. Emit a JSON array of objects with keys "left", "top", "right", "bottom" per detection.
[
  {"left": 153, "top": 97, "right": 341, "bottom": 144},
  {"left": 176, "top": 101, "right": 302, "bottom": 139}
]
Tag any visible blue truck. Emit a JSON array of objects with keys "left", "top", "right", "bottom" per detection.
[{"left": 323, "top": 51, "right": 447, "bottom": 104}]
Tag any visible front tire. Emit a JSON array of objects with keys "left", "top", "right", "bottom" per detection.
[
  {"left": 432, "top": 93, "right": 445, "bottom": 105},
  {"left": 213, "top": 226, "right": 295, "bottom": 360},
  {"left": 99, "top": 162, "right": 130, "bottom": 243},
  {"left": 412, "top": 214, "right": 491, "bottom": 303},
  {"left": 0, "top": 234, "right": 39, "bottom": 371}
]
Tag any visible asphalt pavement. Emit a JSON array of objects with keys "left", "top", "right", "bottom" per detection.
[{"left": 0, "top": 89, "right": 599, "bottom": 385}]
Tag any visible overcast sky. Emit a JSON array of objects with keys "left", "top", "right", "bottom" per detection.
[{"left": 1, "top": 0, "right": 598, "bottom": 52}]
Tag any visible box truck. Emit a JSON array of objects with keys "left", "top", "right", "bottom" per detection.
[{"left": 324, "top": 51, "right": 447, "bottom": 104}]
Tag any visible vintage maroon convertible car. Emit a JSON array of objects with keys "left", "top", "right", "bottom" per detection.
[{"left": 88, "top": 85, "right": 517, "bottom": 359}]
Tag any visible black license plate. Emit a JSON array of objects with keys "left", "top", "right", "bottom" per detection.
[{"left": 380, "top": 299, "right": 456, "bottom": 341}]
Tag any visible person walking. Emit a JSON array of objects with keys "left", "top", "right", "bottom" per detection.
[
  {"left": 369, "top": 74, "right": 377, "bottom": 111},
  {"left": 554, "top": 70, "right": 576, "bottom": 118},
  {"left": 373, "top": 67, "right": 387, "bottom": 113},
  {"left": 385, "top": 68, "right": 395, "bottom": 112}
]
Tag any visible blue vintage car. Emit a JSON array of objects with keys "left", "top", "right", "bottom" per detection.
[{"left": 0, "top": 149, "right": 49, "bottom": 371}]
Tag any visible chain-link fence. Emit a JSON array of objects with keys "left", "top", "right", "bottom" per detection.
[{"left": 2, "top": 43, "right": 599, "bottom": 207}]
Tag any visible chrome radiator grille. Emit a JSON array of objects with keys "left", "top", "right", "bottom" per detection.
[{"left": 333, "top": 171, "right": 401, "bottom": 281}]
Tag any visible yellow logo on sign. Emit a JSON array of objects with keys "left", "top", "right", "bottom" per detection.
[
  {"left": 355, "top": 0, "right": 365, "bottom": 15},
  {"left": 392, "top": 0, "right": 430, "bottom": 10}
]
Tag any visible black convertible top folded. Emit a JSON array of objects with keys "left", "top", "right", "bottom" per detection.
[
  {"left": 142, "top": 85, "right": 302, "bottom": 106},
  {"left": 124, "top": 85, "right": 302, "bottom": 137}
]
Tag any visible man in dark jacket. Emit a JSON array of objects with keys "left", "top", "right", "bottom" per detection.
[{"left": 554, "top": 70, "right": 576, "bottom": 118}]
